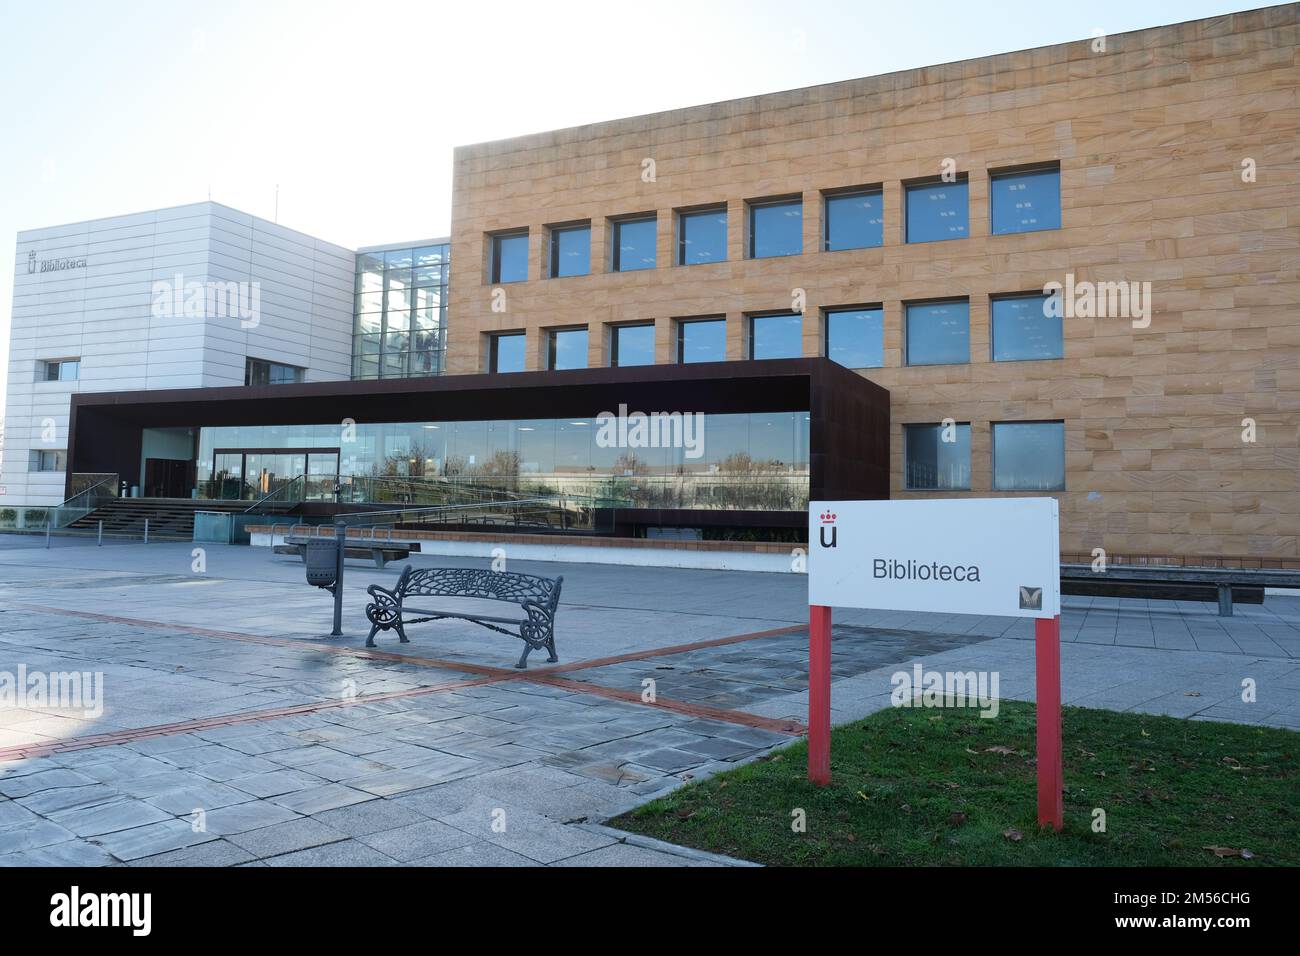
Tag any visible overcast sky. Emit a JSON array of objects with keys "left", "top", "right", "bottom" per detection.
[{"left": 0, "top": 0, "right": 1268, "bottom": 415}]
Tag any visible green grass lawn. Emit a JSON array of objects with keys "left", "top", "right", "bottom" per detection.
[{"left": 614, "top": 701, "right": 1300, "bottom": 866}]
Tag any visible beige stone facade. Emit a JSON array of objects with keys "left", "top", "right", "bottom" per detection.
[{"left": 447, "top": 5, "right": 1300, "bottom": 562}]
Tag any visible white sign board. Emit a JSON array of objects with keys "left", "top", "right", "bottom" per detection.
[{"left": 808, "top": 498, "right": 1060, "bottom": 619}]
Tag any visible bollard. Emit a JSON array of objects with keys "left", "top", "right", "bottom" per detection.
[
  {"left": 143, "top": 518, "right": 149, "bottom": 545},
  {"left": 46, "top": 522, "right": 52, "bottom": 549},
  {"left": 332, "top": 520, "right": 346, "bottom": 637},
  {"left": 98, "top": 520, "right": 103, "bottom": 547}
]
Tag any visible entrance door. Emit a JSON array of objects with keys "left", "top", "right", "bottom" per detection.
[
  {"left": 211, "top": 452, "right": 245, "bottom": 500},
  {"left": 144, "top": 458, "right": 190, "bottom": 498},
  {"left": 244, "top": 452, "right": 307, "bottom": 501},
  {"left": 210, "top": 448, "right": 339, "bottom": 501},
  {"left": 304, "top": 451, "right": 341, "bottom": 501}
]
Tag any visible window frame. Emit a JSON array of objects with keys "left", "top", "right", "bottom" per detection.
[
  {"left": 29, "top": 448, "right": 68, "bottom": 472},
  {"left": 747, "top": 311, "right": 804, "bottom": 361},
  {"left": 609, "top": 322, "right": 656, "bottom": 368},
  {"left": 489, "top": 229, "right": 529, "bottom": 284},
  {"left": 990, "top": 291, "right": 1064, "bottom": 363},
  {"left": 822, "top": 185, "right": 884, "bottom": 252},
  {"left": 610, "top": 214, "right": 658, "bottom": 273},
  {"left": 989, "top": 162, "right": 1062, "bottom": 236},
  {"left": 548, "top": 221, "right": 592, "bottom": 279},
  {"left": 675, "top": 316, "right": 727, "bottom": 364},
  {"left": 904, "top": 422, "right": 973, "bottom": 491},
  {"left": 747, "top": 196, "right": 803, "bottom": 260},
  {"left": 822, "top": 304, "right": 885, "bottom": 369},
  {"left": 244, "top": 357, "right": 305, "bottom": 387},
  {"left": 676, "top": 206, "right": 728, "bottom": 266},
  {"left": 903, "top": 298, "right": 971, "bottom": 367},
  {"left": 904, "top": 174, "right": 970, "bottom": 244},
  {"left": 546, "top": 326, "right": 590, "bottom": 371},
  {"left": 991, "top": 420, "right": 1067, "bottom": 491},
  {"left": 39, "top": 358, "right": 80, "bottom": 382},
  {"left": 489, "top": 331, "right": 527, "bottom": 374}
]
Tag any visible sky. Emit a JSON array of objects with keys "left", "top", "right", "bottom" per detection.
[{"left": 0, "top": 0, "right": 1271, "bottom": 416}]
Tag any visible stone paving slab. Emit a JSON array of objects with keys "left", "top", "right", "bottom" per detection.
[{"left": 3, "top": 536, "right": 1298, "bottom": 867}]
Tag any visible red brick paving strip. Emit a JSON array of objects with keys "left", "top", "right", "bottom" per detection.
[{"left": 0, "top": 604, "right": 807, "bottom": 761}]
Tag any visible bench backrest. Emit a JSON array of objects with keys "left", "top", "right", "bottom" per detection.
[{"left": 397, "top": 566, "right": 562, "bottom": 610}]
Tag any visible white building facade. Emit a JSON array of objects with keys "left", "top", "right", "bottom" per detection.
[{"left": 3, "top": 202, "right": 355, "bottom": 507}]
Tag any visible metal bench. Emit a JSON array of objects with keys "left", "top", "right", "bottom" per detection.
[
  {"left": 364, "top": 566, "right": 563, "bottom": 668},
  {"left": 1060, "top": 563, "right": 1300, "bottom": 616}
]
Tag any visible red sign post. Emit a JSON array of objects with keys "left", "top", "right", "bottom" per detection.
[
  {"left": 1034, "top": 615, "right": 1063, "bottom": 831},
  {"left": 805, "top": 605, "right": 1064, "bottom": 833},
  {"left": 808, "top": 604, "right": 832, "bottom": 786}
]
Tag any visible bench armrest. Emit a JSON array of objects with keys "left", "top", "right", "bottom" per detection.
[{"left": 365, "top": 566, "right": 413, "bottom": 629}]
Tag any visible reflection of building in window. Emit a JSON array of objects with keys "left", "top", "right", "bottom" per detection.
[
  {"left": 192, "top": 413, "right": 811, "bottom": 512},
  {"left": 29, "top": 449, "right": 67, "bottom": 472},
  {"left": 245, "top": 358, "right": 304, "bottom": 386}
]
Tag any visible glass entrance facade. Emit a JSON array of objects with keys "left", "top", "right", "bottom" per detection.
[
  {"left": 204, "top": 448, "right": 340, "bottom": 501},
  {"left": 195, "top": 412, "right": 810, "bottom": 510}
]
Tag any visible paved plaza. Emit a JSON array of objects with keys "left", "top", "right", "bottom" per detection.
[{"left": 1, "top": 535, "right": 1298, "bottom": 866}]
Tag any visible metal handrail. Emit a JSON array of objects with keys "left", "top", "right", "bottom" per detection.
[
  {"left": 62, "top": 474, "right": 118, "bottom": 507},
  {"left": 243, "top": 474, "right": 306, "bottom": 513},
  {"left": 331, "top": 493, "right": 604, "bottom": 536},
  {"left": 48, "top": 474, "right": 120, "bottom": 528},
  {"left": 340, "top": 474, "right": 630, "bottom": 509}
]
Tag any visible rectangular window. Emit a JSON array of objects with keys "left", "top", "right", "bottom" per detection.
[
  {"left": 748, "top": 198, "right": 802, "bottom": 259},
  {"left": 29, "top": 449, "right": 67, "bottom": 472},
  {"left": 824, "top": 188, "right": 883, "bottom": 251},
  {"left": 990, "top": 166, "right": 1061, "bottom": 235},
  {"left": 548, "top": 328, "right": 588, "bottom": 370},
  {"left": 905, "top": 423, "right": 971, "bottom": 491},
  {"left": 993, "top": 421, "right": 1066, "bottom": 491},
  {"left": 245, "top": 358, "right": 304, "bottom": 386},
  {"left": 611, "top": 324, "right": 655, "bottom": 367},
  {"left": 40, "top": 359, "right": 80, "bottom": 382},
  {"left": 678, "top": 207, "right": 727, "bottom": 265},
  {"left": 490, "top": 231, "right": 529, "bottom": 284},
  {"left": 824, "top": 307, "right": 884, "bottom": 369},
  {"left": 905, "top": 300, "right": 969, "bottom": 366},
  {"left": 991, "top": 293, "right": 1063, "bottom": 361},
  {"left": 749, "top": 313, "right": 803, "bottom": 360},
  {"left": 611, "top": 216, "right": 657, "bottom": 272},
  {"left": 490, "top": 333, "right": 526, "bottom": 374},
  {"left": 677, "top": 317, "right": 726, "bottom": 363},
  {"left": 549, "top": 223, "right": 591, "bottom": 278},
  {"left": 905, "top": 177, "right": 969, "bottom": 243}
]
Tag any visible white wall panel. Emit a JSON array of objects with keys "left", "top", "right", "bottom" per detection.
[{"left": 3, "top": 201, "right": 358, "bottom": 506}]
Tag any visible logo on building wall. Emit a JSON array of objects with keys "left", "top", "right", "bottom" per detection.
[{"left": 27, "top": 250, "right": 88, "bottom": 275}]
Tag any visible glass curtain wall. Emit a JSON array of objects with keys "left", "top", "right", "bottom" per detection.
[
  {"left": 353, "top": 243, "right": 449, "bottom": 379},
  {"left": 196, "top": 412, "right": 811, "bottom": 511}
]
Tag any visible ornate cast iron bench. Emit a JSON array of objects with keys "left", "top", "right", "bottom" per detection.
[{"left": 364, "top": 566, "right": 563, "bottom": 668}]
